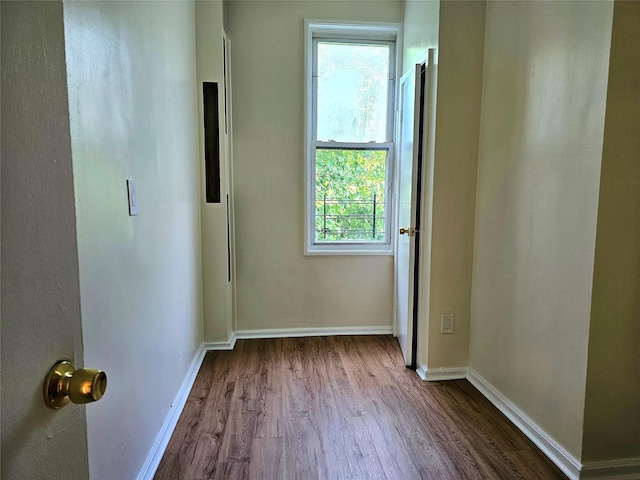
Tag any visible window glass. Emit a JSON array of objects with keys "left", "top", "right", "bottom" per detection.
[
  {"left": 306, "top": 25, "right": 396, "bottom": 253},
  {"left": 315, "top": 149, "right": 387, "bottom": 242},
  {"left": 316, "top": 42, "right": 390, "bottom": 143}
]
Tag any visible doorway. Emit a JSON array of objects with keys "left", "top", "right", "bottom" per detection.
[{"left": 395, "top": 51, "right": 433, "bottom": 369}]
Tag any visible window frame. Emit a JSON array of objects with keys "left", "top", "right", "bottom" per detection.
[{"left": 304, "top": 20, "right": 401, "bottom": 255}]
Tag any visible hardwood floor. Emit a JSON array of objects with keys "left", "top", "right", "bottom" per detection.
[{"left": 155, "top": 335, "right": 566, "bottom": 480}]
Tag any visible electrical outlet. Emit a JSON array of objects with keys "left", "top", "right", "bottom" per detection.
[{"left": 441, "top": 313, "right": 454, "bottom": 334}]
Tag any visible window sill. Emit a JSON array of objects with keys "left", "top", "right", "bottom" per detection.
[{"left": 305, "top": 245, "right": 393, "bottom": 256}]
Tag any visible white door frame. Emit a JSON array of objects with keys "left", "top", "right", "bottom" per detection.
[{"left": 393, "top": 48, "right": 436, "bottom": 369}]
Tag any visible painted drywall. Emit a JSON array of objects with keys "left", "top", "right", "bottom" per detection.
[
  {"left": 582, "top": 0, "right": 640, "bottom": 463},
  {"left": 227, "top": 1, "right": 402, "bottom": 332},
  {"left": 470, "top": 0, "right": 613, "bottom": 458},
  {"left": 424, "top": 0, "right": 485, "bottom": 370},
  {"left": 1, "top": 2, "right": 89, "bottom": 479},
  {"left": 63, "top": 2, "right": 203, "bottom": 478},
  {"left": 197, "top": 1, "right": 237, "bottom": 343},
  {"left": 402, "top": 0, "right": 485, "bottom": 371},
  {"left": 402, "top": 0, "right": 439, "bottom": 73}
]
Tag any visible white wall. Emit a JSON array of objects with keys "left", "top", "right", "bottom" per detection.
[
  {"left": 582, "top": 0, "right": 640, "bottom": 463},
  {"left": 470, "top": 0, "right": 613, "bottom": 459},
  {"left": 1, "top": 3, "right": 89, "bottom": 478},
  {"left": 227, "top": 1, "right": 403, "bottom": 332},
  {"left": 197, "top": 1, "right": 236, "bottom": 343},
  {"left": 63, "top": 2, "right": 203, "bottom": 478}
]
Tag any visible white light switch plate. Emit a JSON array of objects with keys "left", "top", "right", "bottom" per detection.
[
  {"left": 441, "top": 313, "right": 454, "bottom": 334},
  {"left": 127, "top": 179, "right": 138, "bottom": 216}
]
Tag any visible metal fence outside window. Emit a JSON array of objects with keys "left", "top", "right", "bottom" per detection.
[{"left": 315, "top": 194, "right": 385, "bottom": 241}]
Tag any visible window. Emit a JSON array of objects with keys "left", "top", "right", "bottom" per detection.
[{"left": 305, "top": 22, "right": 399, "bottom": 254}]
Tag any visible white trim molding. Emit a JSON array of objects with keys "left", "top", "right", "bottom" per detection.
[
  {"left": 203, "top": 332, "right": 237, "bottom": 351},
  {"left": 137, "top": 327, "right": 392, "bottom": 479},
  {"left": 303, "top": 20, "right": 402, "bottom": 256},
  {"left": 235, "top": 326, "right": 393, "bottom": 340},
  {"left": 466, "top": 368, "right": 582, "bottom": 480},
  {"left": 416, "top": 365, "right": 467, "bottom": 382},
  {"left": 420, "top": 367, "right": 640, "bottom": 480},
  {"left": 136, "top": 343, "right": 207, "bottom": 480},
  {"left": 580, "top": 459, "right": 640, "bottom": 479},
  {"left": 139, "top": 336, "right": 640, "bottom": 480}
]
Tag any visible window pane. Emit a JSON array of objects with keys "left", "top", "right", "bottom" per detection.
[
  {"left": 315, "top": 149, "right": 386, "bottom": 242},
  {"left": 317, "top": 42, "right": 390, "bottom": 143}
]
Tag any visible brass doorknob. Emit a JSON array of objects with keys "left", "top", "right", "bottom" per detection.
[
  {"left": 44, "top": 360, "right": 107, "bottom": 409},
  {"left": 399, "top": 227, "right": 416, "bottom": 236}
]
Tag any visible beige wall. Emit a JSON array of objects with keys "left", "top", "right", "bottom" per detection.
[
  {"left": 197, "top": 1, "right": 236, "bottom": 343},
  {"left": 424, "top": 0, "right": 485, "bottom": 370},
  {"left": 582, "top": 0, "right": 640, "bottom": 463},
  {"left": 470, "top": 0, "right": 613, "bottom": 458},
  {"left": 1, "top": 3, "right": 89, "bottom": 478},
  {"left": 402, "top": 0, "right": 485, "bottom": 371},
  {"left": 63, "top": 2, "right": 203, "bottom": 478},
  {"left": 402, "top": 0, "right": 439, "bottom": 73},
  {"left": 227, "top": 1, "right": 402, "bottom": 332}
]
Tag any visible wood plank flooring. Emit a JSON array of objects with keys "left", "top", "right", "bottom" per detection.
[{"left": 155, "top": 335, "right": 566, "bottom": 480}]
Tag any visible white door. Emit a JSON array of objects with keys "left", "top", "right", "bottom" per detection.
[
  {"left": 395, "top": 60, "right": 427, "bottom": 366},
  {"left": 1, "top": 3, "right": 91, "bottom": 478}
]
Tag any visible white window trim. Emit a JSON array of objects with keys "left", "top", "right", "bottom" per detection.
[{"left": 304, "top": 20, "right": 402, "bottom": 256}]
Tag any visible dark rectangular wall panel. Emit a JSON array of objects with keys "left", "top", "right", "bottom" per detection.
[
  {"left": 227, "top": 194, "right": 231, "bottom": 282},
  {"left": 203, "top": 82, "right": 220, "bottom": 203}
]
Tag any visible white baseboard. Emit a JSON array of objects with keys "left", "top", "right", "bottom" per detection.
[
  {"left": 580, "top": 458, "right": 640, "bottom": 479},
  {"left": 203, "top": 332, "right": 237, "bottom": 351},
  {"left": 466, "top": 368, "right": 582, "bottom": 480},
  {"left": 136, "top": 343, "right": 207, "bottom": 480},
  {"left": 234, "top": 325, "right": 393, "bottom": 340},
  {"left": 416, "top": 364, "right": 468, "bottom": 381},
  {"left": 135, "top": 327, "right": 389, "bottom": 479},
  {"left": 138, "top": 337, "right": 639, "bottom": 480}
]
